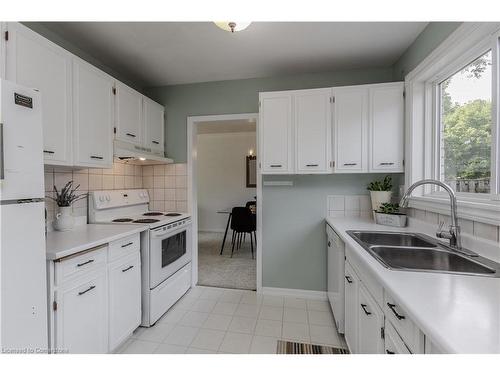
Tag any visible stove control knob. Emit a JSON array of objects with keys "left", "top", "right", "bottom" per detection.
[
  {"left": 106, "top": 195, "right": 111, "bottom": 202},
  {"left": 99, "top": 196, "right": 105, "bottom": 202}
]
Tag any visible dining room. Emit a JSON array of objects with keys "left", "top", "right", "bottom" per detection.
[{"left": 195, "top": 117, "right": 258, "bottom": 291}]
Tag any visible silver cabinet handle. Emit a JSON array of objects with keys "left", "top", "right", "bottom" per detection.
[
  {"left": 78, "top": 285, "right": 96, "bottom": 296},
  {"left": 306, "top": 164, "right": 319, "bottom": 167},
  {"left": 380, "top": 162, "right": 395, "bottom": 166},
  {"left": 126, "top": 133, "right": 136, "bottom": 138},
  {"left": 122, "top": 265, "right": 134, "bottom": 273},
  {"left": 77, "top": 259, "right": 94, "bottom": 267},
  {"left": 343, "top": 163, "right": 357, "bottom": 166},
  {"left": 0, "top": 123, "right": 4, "bottom": 180}
]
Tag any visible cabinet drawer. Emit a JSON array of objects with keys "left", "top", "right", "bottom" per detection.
[
  {"left": 108, "top": 234, "right": 140, "bottom": 262},
  {"left": 55, "top": 245, "right": 107, "bottom": 285},
  {"left": 384, "top": 293, "right": 424, "bottom": 353},
  {"left": 385, "top": 321, "right": 411, "bottom": 354}
]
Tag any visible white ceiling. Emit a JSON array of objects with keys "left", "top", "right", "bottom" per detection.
[{"left": 40, "top": 22, "right": 428, "bottom": 87}]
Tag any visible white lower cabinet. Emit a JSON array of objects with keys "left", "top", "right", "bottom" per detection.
[
  {"left": 343, "top": 247, "right": 427, "bottom": 354},
  {"left": 344, "top": 261, "right": 359, "bottom": 353},
  {"left": 55, "top": 269, "right": 108, "bottom": 354},
  {"left": 51, "top": 234, "right": 141, "bottom": 354},
  {"left": 385, "top": 321, "right": 411, "bottom": 354},
  {"left": 357, "top": 283, "right": 384, "bottom": 354},
  {"left": 108, "top": 252, "right": 141, "bottom": 351}
]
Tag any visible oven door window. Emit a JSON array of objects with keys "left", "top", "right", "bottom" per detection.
[{"left": 161, "top": 231, "right": 187, "bottom": 267}]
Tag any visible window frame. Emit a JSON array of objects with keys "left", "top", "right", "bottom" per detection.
[
  {"left": 430, "top": 43, "right": 497, "bottom": 201},
  {"left": 404, "top": 23, "right": 500, "bottom": 226}
]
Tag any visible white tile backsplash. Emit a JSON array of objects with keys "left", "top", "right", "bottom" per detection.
[{"left": 327, "top": 194, "right": 371, "bottom": 220}]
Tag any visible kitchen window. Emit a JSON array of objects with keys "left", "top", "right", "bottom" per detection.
[
  {"left": 405, "top": 23, "right": 500, "bottom": 224},
  {"left": 437, "top": 50, "right": 493, "bottom": 195}
]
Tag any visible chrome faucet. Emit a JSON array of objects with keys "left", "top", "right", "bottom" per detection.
[{"left": 399, "top": 179, "right": 462, "bottom": 250}]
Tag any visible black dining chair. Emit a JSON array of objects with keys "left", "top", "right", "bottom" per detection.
[{"left": 230, "top": 206, "right": 256, "bottom": 259}]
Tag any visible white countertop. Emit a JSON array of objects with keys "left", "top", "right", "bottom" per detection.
[
  {"left": 326, "top": 216, "right": 500, "bottom": 354},
  {"left": 46, "top": 224, "right": 148, "bottom": 260}
]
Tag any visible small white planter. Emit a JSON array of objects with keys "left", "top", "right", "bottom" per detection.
[
  {"left": 369, "top": 191, "right": 392, "bottom": 218},
  {"left": 374, "top": 212, "right": 407, "bottom": 228},
  {"left": 54, "top": 206, "right": 75, "bottom": 231}
]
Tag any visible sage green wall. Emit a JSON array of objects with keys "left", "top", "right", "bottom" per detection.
[
  {"left": 146, "top": 67, "right": 402, "bottom": 291},
  {"left": 146, "top": 68, "right": 394, "bottom": 163},
  {"left": 392, "top": 22, "right": 462, "bottom": 80}
]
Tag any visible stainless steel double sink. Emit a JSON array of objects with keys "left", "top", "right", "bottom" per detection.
[{"left": 347, "top": 231, "right": 500, "bottom": 277}]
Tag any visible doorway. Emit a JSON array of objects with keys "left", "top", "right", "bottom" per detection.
[{"left": 187, "top": 114, "right": 261, "bottom": 292}]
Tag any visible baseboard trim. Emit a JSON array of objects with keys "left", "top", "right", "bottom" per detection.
[{"left": 261, "top": 287, "right": 327, "bottom": 301}]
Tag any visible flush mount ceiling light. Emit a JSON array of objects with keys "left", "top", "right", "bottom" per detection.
[{"left": 214, "top": 22, "right": 251, "bottom": 33}]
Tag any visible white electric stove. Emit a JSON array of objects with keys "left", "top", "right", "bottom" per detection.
[{"left": 88, "top": 189, "right": 192, "bottom": 327}]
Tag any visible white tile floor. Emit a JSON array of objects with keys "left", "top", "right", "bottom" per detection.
[{"left": 117, "top": 286, "right": 347, "bottom": 354}]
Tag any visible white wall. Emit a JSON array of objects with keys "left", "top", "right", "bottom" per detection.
[{"left": 197, "top": 131, "right": 256, "bottom": 232}]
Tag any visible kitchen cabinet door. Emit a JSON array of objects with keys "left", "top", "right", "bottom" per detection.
[
  {"left": 344, "top": 261, "right": 358, "bottom": 353},
  {"left": 108, "top": 252, "right": 141, "bottom": 352},
  {"left": 295, "top": 88, "right": 333, "bottom": 173},
  {"left": 5, "top": 22, "right": 73, "bottom": 166},
  {"left": 143, "top": 96, "right": 165, "bottom": 154},
  {"left": 357, "top": 283, "right": 384, "bottom": 354},
  {"left": 259, "top": 91, "right": 294, "bottom": 174},
  {"left": 72, "top": 57, "right": 113, "bottom": 168},
  {"left": 55, "top": 270, "right": 108, "bottom": 353},
  {"left": 385, "top": 321, "right": 411, "bottom": 354},
  {"left": 369, "top": 83, "right": 404, "bottom": 172},
  {"left": 333, "top": 86, "right": 368, "bottom": 173},
  {"left": 115, "top": 82, "right": 143, "bottom": 146}
]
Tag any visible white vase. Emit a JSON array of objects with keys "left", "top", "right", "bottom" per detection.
[
  {"left": 369, "top": 191, "right": 393, "bottom": 218},
  {"left": 54, "top": 206, "right": 75, "bottom": 231}
]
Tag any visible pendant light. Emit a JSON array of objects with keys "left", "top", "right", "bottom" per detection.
[{"left": 214, "top": 22, "right": 251, "bottom": 33}]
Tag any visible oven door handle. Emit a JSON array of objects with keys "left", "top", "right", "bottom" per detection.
[{"left": 151, "top": 223, "right": 191, "bottom": 239}]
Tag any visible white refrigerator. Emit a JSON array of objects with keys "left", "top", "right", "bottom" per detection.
[{"left": 0, "top": 79, "right": 48, "bottom": 353}]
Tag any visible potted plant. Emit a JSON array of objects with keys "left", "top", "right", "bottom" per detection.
[
  {"left": 47, "top": 181, "right": 87, "bottom": 231},
  {"left": 374, "top": 203, "right": 407, "bottom": 227},
  {"left": 367, "top": 175, "right": 393, "bottom": 218}
]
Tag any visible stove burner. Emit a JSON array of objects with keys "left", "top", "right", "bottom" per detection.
[
  {"left": 143, "top": 212, "right": 164, "bottom": 216},
  {"left": 165, "top": 213, "right": 182, "bottom": 217},
  {"left": 112, "top": 218, "right": 133, "bottom": 223},
  {"left": 133, "top": 219, "right": 160, "bottom": 224}
]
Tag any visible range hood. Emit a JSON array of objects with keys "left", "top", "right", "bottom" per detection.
[{"left": 113, "top": 140, "right": 173, "bottom": 165}]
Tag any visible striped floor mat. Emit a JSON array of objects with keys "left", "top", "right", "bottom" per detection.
[{"left": 277, "top": 340, "right": 349, "bottom": 354}]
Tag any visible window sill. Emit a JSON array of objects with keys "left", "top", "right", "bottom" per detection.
[{"left": 409, "top": 195, "right": 500, "bottom": 226}]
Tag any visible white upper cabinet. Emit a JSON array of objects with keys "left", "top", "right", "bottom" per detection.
[
  {"left": 143, "top": 96, "right": 165, "bottom": 154},
  {"left": 295, "top": 88, "right": 333, "bottom": 173},
  {"left": 72, "top": 58, "right": 114, "bottom": 168},
  {"left": 259, "top": 92, "right": 294, "bottom": 174},
  {"left": 115, "top": 82, "right": 143, "bottom": 146},
  {"left": 333, "top": 86, "right": 369, "bottom": 173},
  {"left": 369, "top": 82, "right": 405, "bottom": 172},
  {"left": 5, "top": 22, "right": 73, "bottom": 166}
]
